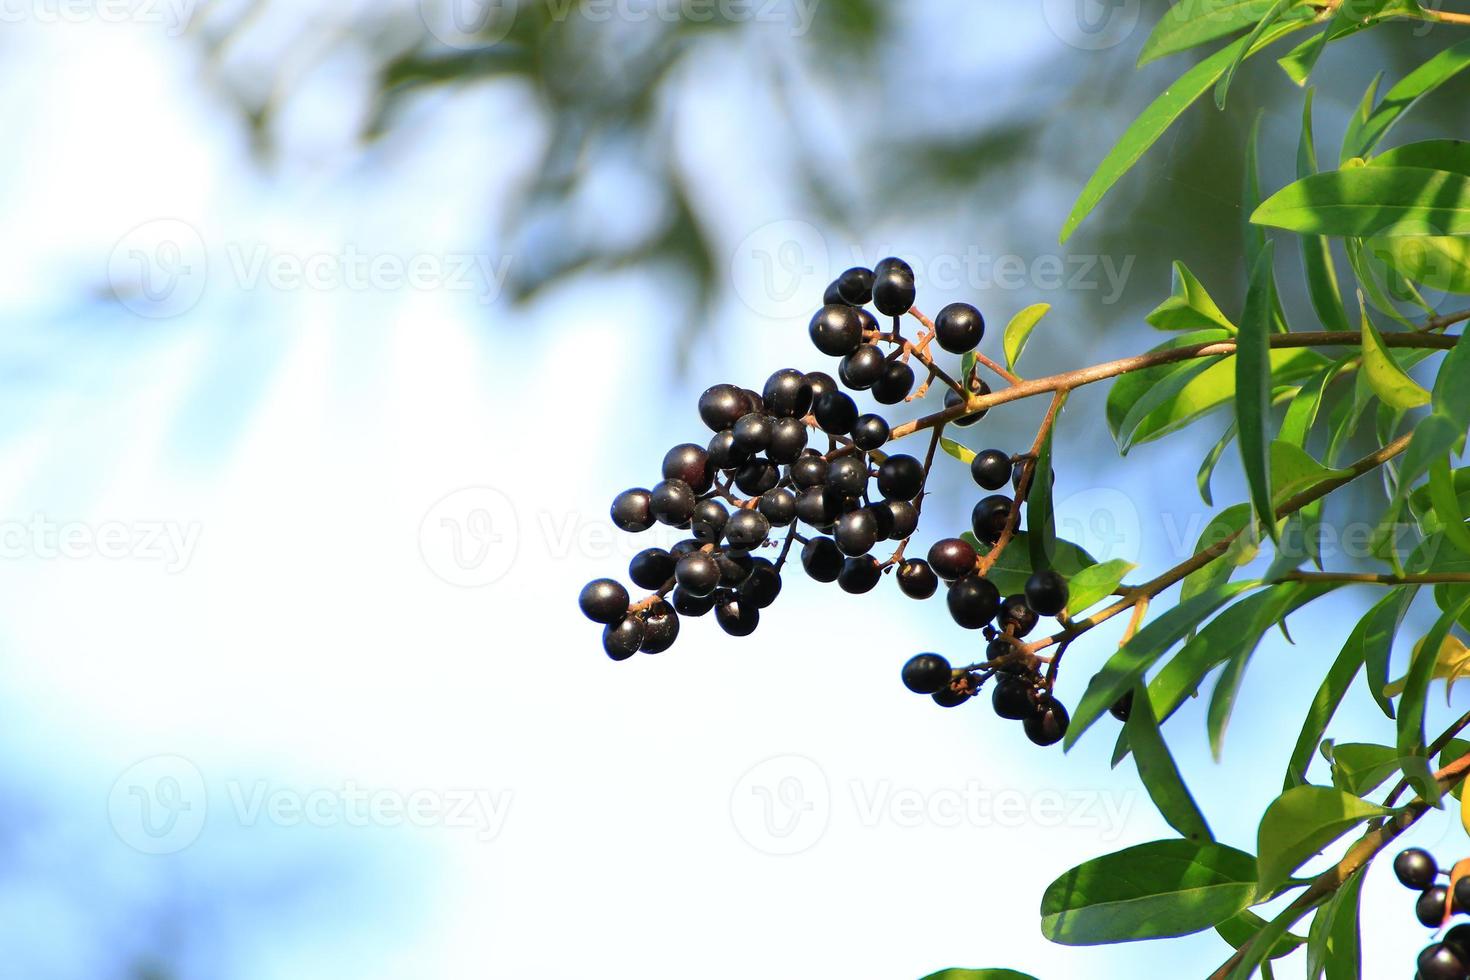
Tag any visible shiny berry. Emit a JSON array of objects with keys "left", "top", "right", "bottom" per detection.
[
  {"left": 839, "top": 344, "right": 886, "bottom": 390},
  {"left": 970, "top": 449, "right": 1011, "bottom": 491},
  {"left": 835, "top": 509, "right": 879, "bottom": 556},
  {"left": 629, "top": 548, "right": 676, "bottom": 590},
  {"left": 809, "top": 304, "right": 865, "bottom": 356},
  {"left": 725, "top": 509, "right": 771, "bottom": 550},
  {"left": 1444, "top": 924, "right": 1470, "bottom": 962},
  {"left": 579, "top": 579, "right": 630, "bottom": 624},
  {"left": 739, "top": 560, "right": 783, "bottom": 608},
  {"left": 1455, "top": 877, "right": 1470, "bottom": 915},
  {"left": 813, "top": 390, "right": 859, "bottom": 435},
  {"left": 865, "top": 502, "right": 896, "bottom": 540},
  {"left": 1419, "top": 885, "right": 1451, "bottom": 928},
  {"left": 996, "top": 594, "right": 1038, "bottom": 637},
  {"left": 934, "top": 302, "right": 985, "bottom": 354},
  {"left": 698, "top": 384, "right": 747, "bottom": 432},
  {"left": 851, "top": 414, "right": 890, "bottom": 451},
  {"left": 767, "top": 417, "right": 809, "bottom": 463},
  {"left": 970, "top": 494, "right": 1012, "bottom": 545},
  {"left": 715, "top": 598, "right": 760, "bottom": 637},
  {"left": 835, "top": 266, "right": 874, "bottom": 305},
  {"left": 759, "top": 489, "right": 797, "bottom": 527},
  {"left": 663, "top": 444, "right": 713, "bottom": 493},
  {"left": 671, "top": 587, "right": 716, "bottom": 617},
  {"left": 1013, "top": 460, "right": 1056, "bottom": 492},
  {"left": 650, "top": 479, "right": 696, "bottom": 526},
  {"left": 675, "top": 553, "right": 720, "bottom": 597},
  {"left": 927, "top": 538, "right": 978, "bottom": 581},
  {"left": 897, "top": 559, "right": 939, "bottom": 599},
  {"left": 902, "top": 653, "right": 952, "bottom": 694},
  {"left": 1110, "top": 690, "right": 1134, "bottom": 723},
  {"left": 872, "top": 257, "right": 916, "bottom": 317},
  {"left": 735, "top": 459, "right": 780, "bottom": 497},
  {"left": 885, "top": 500, "right": 920, "bottom": 539},
  {"left": 602, "top": 617, "right": 645, "bottom": 661},
  {"left": 638, "top": 600, "right": 680, "bottom": 653},
  {"left": 839, "top": 556, "right": 882, "bottom": 594},
  {"left": 718, "top": 552, "right": 754, "bottom": 587},
  {"left": 804, "top": 371, "right": 838, "bottom": 403},
  {"left": 827, "top": 455, "right": 869, "bottom": 496},
  {"left": 796, "top": 487, "right": 840, "bottom": 529},
  {"left": 948, "top": 574, "right": 1000, "bottom": 629},
  {"left": 732, "top": 413, "right": 774, "bottom": 454},
  {"left": 872, "top": 359, "right": 916, "bottom": 404},
  {"left": 1026, "top": 570, "right": 1070, "bottom": 617},
  {"left": 932, "top": 685, "right": 971, "bottom": 708},
  {"left": 1396, "top": 849, "right": 1439, "bottom": 890},
  {"left": 691, "top": 499, "right": 729, "bottom": 543},
  {"left": 790, "top": 454, "right": 829, "bottom": 489},
  {"left": 876, "top": 455, "right": 924, "bottom": 501},
  {"left": 707, "top": 430, "right": 749, "bottom": 471},
  {"left": 1419, "top": 943, "right": 1467, "bottom": 980},
  {"left": 763, "top": 368, "right": 814, "bottom": 419},
  {"left": 1025, "top": 697, "right": 1070, "bottom": 746},
  {"left": 992, "top": 678, "right": 1034, "bottom": 720},
  {"left": 611, "top": 488, "right": 655, "bottom": 533},
  {"left": 945, "top": 377, "right": 991, "bottom": 426},
  {"left": 823, "top": 280, "right": 846, "bottom": 306},
  {"left": 801, "top": 537, "right": 844, "bottom": 582}
]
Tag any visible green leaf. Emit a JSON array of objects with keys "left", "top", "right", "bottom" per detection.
[
  {"left": 1040, "top": 839, "right": 1259, "bottom": 945},
  {"left": 1216, "top": 0, "right": 1298, "bottom": 109},
  {"left": 1238, "top": 241, "right": 1279, "bottom": 541},
  {"left": 1066, "top": 581, "right": 1258, "bottom": 750},
  {"left": 1280, "top": 356, "right": 1351, "bottom": 449},
  {"left": 919, "top": 972, "right": 1038, "bottom": 980},
  {"left": 1225, "top": 901, "right": 1320, "bottom": 980},
  {"left": 1285, "top": 620, "right": 1375, "bottom": 788},
  {"left": 1252, "top": 167, "right": 1470, "bottom": 238},
  {"left": 1066, "top": 558, "right": 1135, "bottom": 616},
  {"left": 1315, "top": 868, "right": 1366, "bottom": 980},
  {"left": 1396, "top": 594, "right": 1470, "bottom": 765},
  {"left": 940, "top": 437, "right": 976, "bottom": 465},
  {"left": 1278, "top": 0, "right": 1414, "bottom": 87},
  {"left": 1359, "top": 301, "right": 1430, "bottom": 410},
  {"left": 1326, "top": 742, "right": 1406, "bottom": 796},
  {"left": 1440, "top": 738, "right": 1470, "bottom": 801},
  {"left": 1028, "top": 424, "right": 1058, "bottom": 574},
  {"left": 1147, "top": 261, "right": 1237, "bottom": 333},
  {"left": 1430, "top": 456, "right": 1470, "bottom": 555},
  {"left": 963, "top": 531, "right": 1096, "bottom": 598},
  {"left": 1369, "top": 235, "right": 1470, "bottom": 295},
  {"left": 1180, "top": 504, "right": 1258, "bottom": 607},
  {"left": 1372, "top": 139, "right": 1470, "bottom": 177},
  {"left": 1061, "top": 16, "right": 1314, "bottom": 243},
  {"left": 1116, "top": 357, "right": 1223, "bottom": 453},
  {"left": 1198, "top": 420, "right": 1238, "bottom": 507},
  {"left": 1139, "top": 0, "right": 1280, "bottom": 66},
  {"left": 1217, "top": 909, "right": 1306, "bottom": 960},
  {"left": 1270, "top": 441, "right": 1345, "bottom": 506},
  {"left": 1395, "top": 331, "right": 1470, "bottom": 502},
  {"left": 1003, "top": 303, "right": 1049, "bottom": 372},
  {"left": 1342, "top": 37, "right": 1470, "bottom": 161},
  {"left": 1255, "top": 786, "right": 1390, "bottom": 897},
  {"left": 1126, "top": 680, "right": 1213, "bottom": 843},
  {"left": 1296, "top": 90, "right": 1352, "bottom": 333}
]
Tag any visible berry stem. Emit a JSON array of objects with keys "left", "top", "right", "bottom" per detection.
[{"left": 975, "top": 390, "right": 1066, "bottom": 578}]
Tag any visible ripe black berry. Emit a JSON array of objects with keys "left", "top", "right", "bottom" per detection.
[
  {"left": 835, "top": 266, "right": 875, "bottom": 305},
  {"left": 839, "top": 344, "right": 886, "bottom": 390},
  {"left": 675, "top": 553, "right": 721, "bottom": 597},
  {"left": 992, "top": 678, "right": 1034, "bottom": 720},
  {"left": 691, "top": 499, "right": 729, "bottom": 542},
  {"left": 823, "top": 280, "right": 846, "bottom": 306},
  {"left": 804, "top": 371, "right": 838, "bottom": 403},
  {"left": 602, "top": 617, "right": 644, "bottom": 661},
  {"left": 835, "top": 509, "right": 879, "bottom": 556},
  {"left": 1025, "top": 697, "right": 1070, "bottom": 746},
  {"left": 663, "top": 444, "right": 713, "bottom": 493},
  {"left": 732, "top": 413, "right": 774, "bottom": 454},
  {"left": 997, "top": 593, "right": 1039, "bottom": 637},
  {"left": 801, "top": 537, "right": 844, "bottom": 582},
  {"left": 735, "top": 459, "right": 780, "bottom": 496},
  {"left": 790, "top": 454, "right": 829, "bottom": 489},
  {"left": 739, "top": 560, "right": 783, "bottom": 608},
  {"left": 1445, "top": 924, "right": 1470, "bottom": 962},
  {"left": 876, "top": 455, "right": 924, "bottom": 501},
  {"left": 1013, "top": 460, "right": 1056, "bottom": 492},
  {"left": 872, "top": 257, "right": 916, "bottom": 317},
  {"left": 928, "top": 538, "right": 978, "bottom": 581},
  {"left": 670, "top": 538, "right": 702, "bottom": 559},
  {"left": 809, "top": 304, "right": 865, "bottom": 356},
  {"left": 865, "top": 502, "right": 896, "bottom": 540},
  {"left": 629, "top": 548, "right": 676, "bottom": 590},
  {"left": 639, "top": 600, "right": 680, "bottom": 653},
  {"left": 897, "top": 559, "right": 939, "bottom": 599},
  {"left": 948, "top": 574, "right": 1000, "bottom": 629},
  {"left": 839, "top": 556, "right": 882, "bottom": 594},
  {"left": 715, "top": 598, "right": 760, "bottom": 637},
  {"left": 851, "top": 414, "right": 891, "bottom": 451},
  {"left": 650, "top": 479, "right": 696, "bottom": 526},
  {"left": 707, "top": 430, "right": 749, "bottom": 471},
  {"left": 971, "top": 494, "right": 1013, "bottom": 545},
  {"left": 579, "top": 579, "right": 630, "bottom": 624},
  {"left": 1419, "top": 885, "right": 1451, "bottom": 928},
  {"left": 759, "top": 488, "right": 797, "bottom": 526},
  {"left": 945, "top": 377, "right": 992, "bottom": 426},
  {"left": 699, "top": 384, "right": 747, "bottom": 432},
  {"left": 796, "top": 487, "right": 840, "bottom": 529},
  {"left": 934, "top": 302, "right": 985, "bottom": 354},
  {"left": 932, "top": 685, "right": 971, "bottom": 708},
  {"left": 718, "top": 552, "right": 755, "bottom": 586},
  {"left": 970, "top": 449, "right": 1011, "bottom": 491},
  {"left": 726, "top": 509, "right": 771, "bottom": 550},
  {"left": 763, "top": 368, "right": 815, "bottom": 419},
  {"left": 1110, "top": 690, "right": 1134, "bottom": 723},
  {"left": 1397, "top": 849, "right": 1440, "bottom": 891},
  {"left": 902, "top": 653, "right": 952, "bottom": 694},
  {"left": 611, "top": 488, "right": 655, "bottom": 533},
  {"left": 1025, "top": 570, "right": 1070, "bottom": 617},
  {"left": 885, "top": 500, "right": 919, "bottom": 539},
  {"left": 872, "top": 359, "right": 916, "bottom": 404},
  {"left": 741, "top": 389, "right": 765, "bottom": 415},
  {"left": 813, "top": 390, "right": 859, "bottom": 435},
  {"left": 827, "top": 455, "right": 869, "bottom": 496},
  {"left": 1420, "top": 943, "right": 1468, "bottom": 980},
  {"left": 672, "top": 587, "right": 716, "bottom": 617},
  {"left": 767, "top": 417, "right": 809, "bottom": 463},
  {"left": 1455, "top": 876, "right": 1470, "bottom": 915}
]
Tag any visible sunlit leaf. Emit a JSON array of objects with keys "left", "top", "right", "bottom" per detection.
[
  {"left": 1252, "top": 167, "right": 1470, "bottom": 238},
  {"left": 1003, "top": 303, "right": 1049, "bottom": 372},
  {"left": 1255, "top": 785, "right": 1389, "bottom": 897}
]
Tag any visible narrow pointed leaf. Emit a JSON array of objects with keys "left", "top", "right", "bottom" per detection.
[
  {"left": 1252, "top": 167, "right": 1470, "bottom": 238},
  {"left": 1003, "top": 302, "right": 1049, "bottom": 372},
  {"left": 1127, "top": 682, "right": 1213, "bottom": 843},
  {"left": 1238, "top": 242, "right": 1278, "bottom": 540},
  {"left": 1255, "top": 786, "right": 1389, "bottom": 897}
]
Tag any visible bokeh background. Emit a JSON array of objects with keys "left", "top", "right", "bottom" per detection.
[{"left": 4, "top": 1, "right": 1470, "bottom": 977}]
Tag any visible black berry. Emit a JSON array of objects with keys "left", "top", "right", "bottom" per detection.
[
  {"left": 707, "top": 430, "right": 749, "bottom": 471},
  {"left": 970, "top": 449, "right": 1011, "bottom": 491},
  {"left": 801, "top": 537, "right": 844, "bottom": 582},
  {"left": 739, "top": 560, "right": 783, "bottom": 608},
  {"left": 809, "top": 304, "right": 865, "bottom": 356},
  {"left": 998, "top": 593, "right": 1039, "bottom": 637},
  {"left": 691, "top": 499, "right": 729, "bottom": 542},
  {"left": 834, "top": 266, "right": 874, "bottom": 305},
  {"left": 1397, "top": 849, "right": 1440, "bottom": 891},
  {"left": 789, "top": 454, "right": 829, "bottom": 489},
  {"left": 735, "top": 459, "right": 780, "bottom": 497},
  {"left": 579, "top": 579, "right": 630, "bottom": 624},
  {"left": 718, "top": 552, "right": 755, "bottom": 587},
  {"left": 762, "top": 368, "right": 814, "bottom": 419},
  {"left": 1419, "top": 885, "right": 1451, "bottom": 928},
  {"left": 639, "top": 600, "right": 680, "bottom": 653},
  {"left": 902, "top": 653, "right": 952, "bottom": 694},
  {"left": 839, "top": 344, "right": 886, "bottom": 390},
  {"left": 851, "top": 414, "right": 890, "bottom": 451},
  {"left": 932, "top": 685, "right": 971, "bottom": 708},
  {"left": 732, "top": 413, "right": 774, "bottom": 454},
  {"left": 872, "top": 359, "right": 916, "bottom": 404},
  {"left": 675, "top": 553, "right": 721, "bottom": 597},
  {"left": 725, "top": 509, "right": 771, "bottom": 550},
  {"left": 948, "top": 574, "right": 1000, "bottom": 629},
  {"left": 897, "top": 559, "right": 939, "bottom": 599},
  {"left": 1110, "top": 690, "right": 1134, "bottom": 723},
  {"left": 602, "top": 617, "right": 645, "bottom": 661},
  {"left": 992, "top": 678, "right": 1034, "bottom": 720},
  {"left": 804, "top": 371, "right": 838, "bottom": 403},
  {"left": 767, "top": 417, "right": 809, "bottom": 463},
  {"left": 672, "top": 587, "right": 716, "bottom": 617},
  {"left": 934, "top": 302, "right": 985, "bottom": 354},
  {"left": 796, "top": 487, "right": 840, "bottom": 529},
  {"left": 971, "top": 494, "right": 1013, "bottom": 545},
  {"left": 1419, "top": 943, "right": 1467, "bottom": 980},
  {"left": 715, "top": 598, "right": 760, "bottom": 637},
  {"left": 813, "top": 390, "right": 859, "bottom": 435},
  {"left": 927, "top": 538, "right": 978, "bottom": 581},
  {"left": 945, "top": 377, "right": 991, "bottom": 426},
  {"left": 835, "top": 509, "right": 879, "bottom": 556},
  {"left": 872, "top": 257, "right": 916, "bottom": 317},
  {"left": 827, "top": 455, "right": 869, "bottom": 496},
  {"left": 1025, "top": 570, "right": 1069, "bottom": 617},
  {"left": 1025, "top": 696, "right": 1070, "bottom": 746},
  {"left": 698, "top": 384, "right": 747, "bottom": 432},
  {"left": 759, "top": 488, "right": 797, "bottom": 526},
  {"left": 611, "top": 488, "right": 655, "bottom": 533},
  {"left": 885, "top": 500, "right": 920, "bottom": 539},
  {"left": 629, "top": 548, "right": 676, "bottom": 590},
  {"left": 663, "top": 444, "right": 713, "bottom": 493},
  {"left": 650, "top": 479, "right": 696, "bottom": 526},
  {"left": 839, "top": 556, "right": 882, "bottom": 594}
]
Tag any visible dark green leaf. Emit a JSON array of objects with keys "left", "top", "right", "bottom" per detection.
[
  {"left": 1341, "top": 37, "right": 1470, "bottom": 161},
  {"left": 1255, "top": 785, "right": 1389, "bottom": 897},
  {"left": 1396, "top": 593, "right": 1470, "bottom": 765},
  {"left": 1296, "top": 90, "right": 1352, "bottom": 333},
  {"left": 963, "top": 532, "right": 1096, "bottom": 598},
  {"left": 1127, "top": 682, "right": 1213, "bottom": 843},
  {"left": 1028, "top": 423, "right": 1058, "bottom": 573},
  {"left": 1217, "top": 909, "right": 1306, "bottom": 960},
  {"left": 1139, "top": 0, "right": 1279, "bottom": 66},
  {"left": 1238, "top": 241, "right": 1279, "bottom": 540},
  {"left": 1216, "top": 1, "right": 1298, "bottom": 109}
]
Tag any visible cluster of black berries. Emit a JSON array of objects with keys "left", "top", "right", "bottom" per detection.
[
  {"left": 1395, "top": 848, "right": 1470, "bottom": 978},
  {"left": 577, "top": 257, "right": 1075, "bottom": 722}
]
